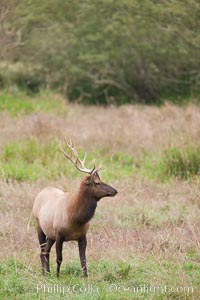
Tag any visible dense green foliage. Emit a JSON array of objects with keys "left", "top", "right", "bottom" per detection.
[{"left": 0, "top": 0, "right": 200, "bottom": 104}]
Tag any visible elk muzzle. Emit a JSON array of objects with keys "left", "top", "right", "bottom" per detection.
[{"left": 100, "top": 183, "right": 118, "bottom": 198}]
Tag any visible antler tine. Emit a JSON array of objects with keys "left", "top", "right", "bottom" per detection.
[
  {"left": 97, "top": 162, "right": 103, "bottom": 172},
  {"left": 65, "top": 138, "right": 72, "bottom": 151},
  {"left": 60, "top": 139, "right": 95, "bottom": 174},
  {"left": 90, "top": 160, "right": 96, "bottom": 174},
  {"left": 60, "top": 140, "right": 73, "bottom": 162},
  {"left": 91, "top": 161, "right": 103, "bottom": 174},
  {"left": 83, "top": 152, "right": 87, "bottom": 164},
  {"left": 68, "top": 139, "right": 74, "bottom": 150}
]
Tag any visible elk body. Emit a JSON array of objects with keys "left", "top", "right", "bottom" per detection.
[{"left": 33, "top": 140, "right": 117, "bottom": 277}]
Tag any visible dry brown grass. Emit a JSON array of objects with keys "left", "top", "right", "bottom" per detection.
[
  {"left": 0, "top": 101, "right": 200, "bottom": 299},
  {"left": 0, "top": 102, "right": 200, "bottom": 154},
  {"left": 1, "top": 178, "right": 199, "bottom": 263}
]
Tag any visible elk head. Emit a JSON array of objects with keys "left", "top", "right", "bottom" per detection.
[{"left": 60, "top": 139, "right": 118, "bottom": 201}]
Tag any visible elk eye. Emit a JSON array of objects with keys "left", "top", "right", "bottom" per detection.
[{"left": 95, "top": 182, "right": 100, "bottom": 185}]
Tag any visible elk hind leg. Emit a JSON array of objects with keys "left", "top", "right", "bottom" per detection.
[
  {"left": 43, "top": 238, "right": 55, "bottom": 274},
  {"left": 36, "top": 221, "right": 46, "bottom": 275}
]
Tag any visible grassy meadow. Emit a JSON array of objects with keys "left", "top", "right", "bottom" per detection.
[{"left": 0, "top": 91, "right": 200, "bottom": 299}]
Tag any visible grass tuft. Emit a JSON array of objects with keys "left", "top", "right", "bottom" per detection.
[
  {"left": 162, "top": 145, "right": 200, "bottom": 179},
  {"left": 136, "top": 144, "right": 200, "bottom": 181}
]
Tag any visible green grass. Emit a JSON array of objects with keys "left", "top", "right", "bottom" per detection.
[
  {"left": 1, "top": 139, "right": 199, "bottom": 182},
  {"left": 0, "top": 90, "right": 67, "bottom": 115},
  {"left": 0, "top": 256, "right": 198, "bottom": 300},
  {"left": 0, "top": 139, "right": 134, "bottom": 181},
  {"left": 161, "top": 145, "right": 200, "bottom": 179},
  {"left": 134, "top": 145, "right": 200, "bottom": 182}
]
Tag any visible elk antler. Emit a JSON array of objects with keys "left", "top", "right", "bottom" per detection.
[{"left": 60, "top": 139, "right": 102, "bottom": 175}]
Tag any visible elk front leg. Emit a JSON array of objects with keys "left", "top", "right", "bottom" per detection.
[
  {"left": 78, "top": 235, "right": 88, "bottom": 277},
  {"left": 56, "top": 233, "right": 64, "bottom": 278}
]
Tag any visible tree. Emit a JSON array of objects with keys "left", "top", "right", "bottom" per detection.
[{"left": 2, "top": 0, "right": 200, "bottom": 103}]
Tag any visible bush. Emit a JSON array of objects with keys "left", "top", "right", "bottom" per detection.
[
  {"left": 0, "top": 63, "right": 45, "bottom": 94},
  {"left": 162, "top": 145, "right": 200, "bottom": 179}
]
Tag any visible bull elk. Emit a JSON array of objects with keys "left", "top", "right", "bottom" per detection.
[{"left": 33, "top": 139, "right": 118, "bottom": 277}]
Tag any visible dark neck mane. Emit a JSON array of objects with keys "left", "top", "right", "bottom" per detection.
[{"left": 69, "top": 188, "right": 97, "bottom": 225}]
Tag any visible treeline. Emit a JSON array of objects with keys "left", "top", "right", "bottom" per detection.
[{"left": 0, "top": 0, "right": 200, "bottom": 104}]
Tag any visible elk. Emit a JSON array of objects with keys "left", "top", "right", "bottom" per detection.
[{"left": 33, "top": 139, "right": 118, "bottom": 277}]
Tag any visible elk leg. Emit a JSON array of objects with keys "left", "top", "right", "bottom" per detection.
[
  {"left": 56, "top": 233, "right": 64, "bottom": 278},
  {"left": 78, "top": 235, "right": 88, "bottom": 277},
  {"left": 43, "top": 238, "right": 55, "bottom": 274},
  {"left": 36, "top": 222, "right": 46, "bottom": 276}
]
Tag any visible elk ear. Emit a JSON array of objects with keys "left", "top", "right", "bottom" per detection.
[
  {"left": 85, "top": 178, "right": 91, "bottom": 186},
  {"left": 93, "top": 175, "right": 101, "bottom": 184}
]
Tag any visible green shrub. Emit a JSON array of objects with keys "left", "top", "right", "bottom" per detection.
[
  {"left": 0, "top": 63, "right": 44, "bottom": 94},
  {"left": 162, "top": 145, "right": 200, "bottom": 179},
  {"left": 136, "top": 145, "right": 200, "bottom": 181}
]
